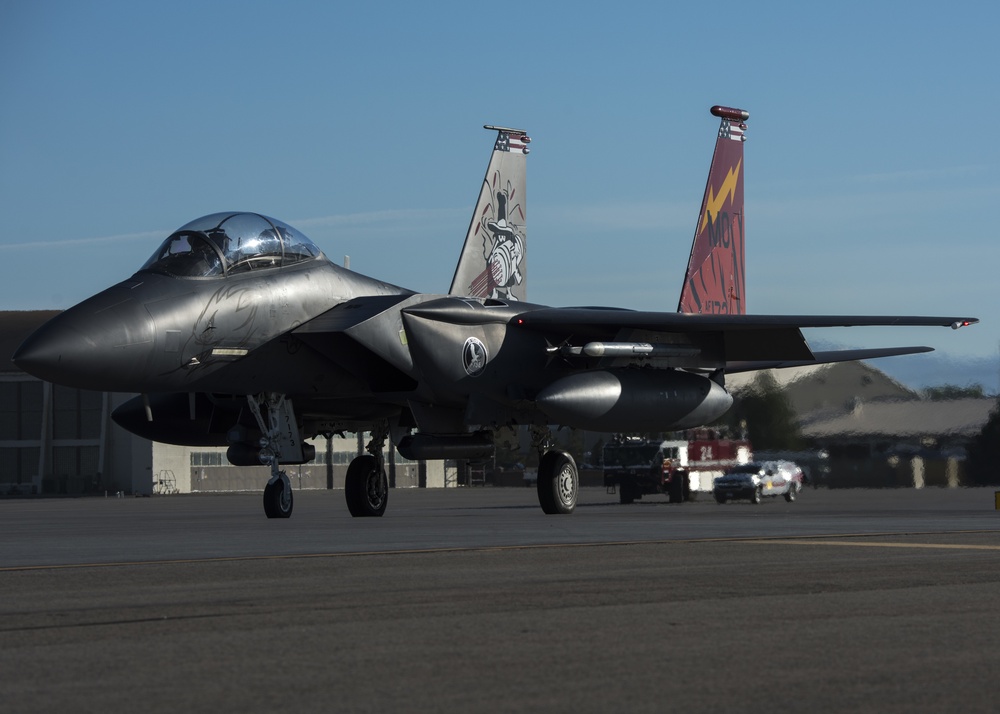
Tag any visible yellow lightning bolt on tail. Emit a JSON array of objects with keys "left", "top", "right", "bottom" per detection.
[{"left": 699, "top": 158, "right": 742, "bottom": 232}]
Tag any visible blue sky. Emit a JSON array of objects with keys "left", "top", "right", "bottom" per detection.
[{"left": 2, "top": 1, "right": 997, "bottom": 389}]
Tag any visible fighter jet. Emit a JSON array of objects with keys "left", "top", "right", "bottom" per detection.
[{"left": 13, "top": 107, "right": 977, "bottom": 518}]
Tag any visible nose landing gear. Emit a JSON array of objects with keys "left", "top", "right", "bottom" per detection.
[
  {"left": 345, "top": 422, "right": 389, "bottom": 517},
  {"left": 247, "top": 393, "right": 301, "bottom": 519},
  {"left": 263, "top": 471, "right": 293, "bottom": 518}
]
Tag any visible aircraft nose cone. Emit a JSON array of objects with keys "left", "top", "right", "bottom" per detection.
[
  {"left": 13, "top": 318, "right": 90, "bottom": 381},
  {"left": 13, "top": 291, "right": 155, "bottom": 391}
]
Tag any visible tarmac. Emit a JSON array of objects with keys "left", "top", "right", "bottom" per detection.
[{"left": 3, "top": 486, "right": 1000, "bottom": 713}]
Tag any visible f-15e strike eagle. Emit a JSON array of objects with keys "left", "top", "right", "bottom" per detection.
[{"left": 14, "top": 106, "right": 977, "bottom": 518}]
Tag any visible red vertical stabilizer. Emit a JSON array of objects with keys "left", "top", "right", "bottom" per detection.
[{"left": 677, "top": 105, "right": 748, "bottom": 315}]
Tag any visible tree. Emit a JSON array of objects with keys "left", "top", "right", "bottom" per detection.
[
  {"left": 966, "top": 398, "right": 1000, "bottom": 485},
  {"left": 922, "top": 384, "right": 985, "bottom": 401},
  {"left": 717, "top": 371, "right": 804, "bottom": 451}
]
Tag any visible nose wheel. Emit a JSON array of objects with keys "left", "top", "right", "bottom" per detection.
[
  {"left": 246, "top": 394, "right": 302, "bottom": 520},
  {"left": 263, "top": 471, "right": 293, "bottom": 519}
]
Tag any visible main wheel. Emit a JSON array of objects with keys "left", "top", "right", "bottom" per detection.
[
  {"left": 537, "top": 450, "right": 578, "bottom": 515},
  {"left": 263, "top": 473, "right": 293, "bottom": 519},
  {"left": 345, "top": 455, "right": 388, "bottom": 517}
]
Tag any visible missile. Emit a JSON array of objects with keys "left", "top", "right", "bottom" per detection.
[{"left": 558, "top": 342, "right": 701, "bottom": 359}]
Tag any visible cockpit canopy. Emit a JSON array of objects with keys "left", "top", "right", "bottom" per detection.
[{"left": 141, "top": 212, "right": 324, "bottom": 278}]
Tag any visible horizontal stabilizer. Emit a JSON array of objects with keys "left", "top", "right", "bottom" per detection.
[{"left": 724, "top": 346, "right": 935, "bottom": 374}]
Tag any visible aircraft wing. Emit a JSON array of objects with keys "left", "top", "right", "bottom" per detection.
[
  {"left": 514, "top": 308, "right": 978, "bottom": 366},
  {"left": 516, "top": 309, "right": 978, "bottom": 332}
]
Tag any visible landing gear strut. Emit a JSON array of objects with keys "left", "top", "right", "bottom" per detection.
[
  {"left": 247, "top": 393, "right": 298, "bottom": 519},
  {"left": 345, "top": 422, "right": 389, "bottom": 517}
]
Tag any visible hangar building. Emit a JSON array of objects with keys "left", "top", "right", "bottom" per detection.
[{"left": 2, "top": 311, "right": 447, "bottom": 496}]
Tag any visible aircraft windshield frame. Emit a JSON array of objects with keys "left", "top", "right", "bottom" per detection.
[{"left": 140, "top": 212, "right": 324, "bottom": 278}]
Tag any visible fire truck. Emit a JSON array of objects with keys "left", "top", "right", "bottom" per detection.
[{"left": 603, "top": 431, "right": 752, "bottom": 504}]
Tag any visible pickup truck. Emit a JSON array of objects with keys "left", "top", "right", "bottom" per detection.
[{"left": 713, "top": 461, "right": 803, "bottom": 504}]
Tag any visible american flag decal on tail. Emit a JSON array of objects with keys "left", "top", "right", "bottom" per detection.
[
  {"left": 719, "top": 120, "right": 746, "bottom": 142},
  {"left": 494, "top": 130, "right": 530, "bottom": 154}
]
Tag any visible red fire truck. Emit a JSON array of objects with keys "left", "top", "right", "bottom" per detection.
[{"left": 603, "top": 431, "right": 752, "bottom": 504}]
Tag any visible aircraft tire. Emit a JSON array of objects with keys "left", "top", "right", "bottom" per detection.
[
  {"left": 537, "top": 450, "right": 577, "bottom": 515},
  {"left": 263, "top": 473, "right": 293, "bottom": 519},
  {"left": 345, "top": 455, "right": 388, "bottom": 517}
]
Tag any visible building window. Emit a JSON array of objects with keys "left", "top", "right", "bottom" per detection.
[
  {"left": 53, "top": 385, "right": 102, "bottom": 439},
  {"left": 191, "top": 451, "right": 225, "bottom": 467},
  {"left": 49, "top": 445, "right": 101, "bottom": 493},
  {"left": 52, "top": 445, "right": 99, "bottom": 478},
  {"left": 0, "top": 446, "right": 39, "bottom": 484},
  {"left": 0, "top": 381, "right": 43, "bottom": 440}
]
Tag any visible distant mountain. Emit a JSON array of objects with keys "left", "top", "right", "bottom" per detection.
[{"left": 876, "top": 353, "right": 999, "bottom": 394}]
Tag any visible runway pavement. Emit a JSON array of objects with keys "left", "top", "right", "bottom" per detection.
[{"left": 3, "top": 486, "right": 1000, "bottom": 713}]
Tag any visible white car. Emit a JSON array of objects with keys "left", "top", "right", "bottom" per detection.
[{"left": 713, "top": 461, "right": 803, "bottom": 504}]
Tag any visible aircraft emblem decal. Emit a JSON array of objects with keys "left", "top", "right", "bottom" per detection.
[
  {"left": 462, "top": 337, "right": 488, "bottom": 377},
  {"left": 468, "top": 188, "right": 524, "bottom": 301}
]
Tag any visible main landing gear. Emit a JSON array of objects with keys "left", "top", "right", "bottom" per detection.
[
  {"left": 537, "top": 450, "right": 579, "bottom": 514},
  {"left": 246, "top": 395, "right": 389, "bottom": 519},
  {"left": 531, "top": 427, "right": 578, "bottom": 514},
  {"left": 245, "top": 397, "right": 578, "bottom": 518},
  {"left": 344, "top": 423, "right": 389, "bottom": 517}
]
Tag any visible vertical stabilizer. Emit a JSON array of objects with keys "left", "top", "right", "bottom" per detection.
[
  {"left": 449, "top": 125, "right": 529, "bottom": 302},
  {"left": 677, "top": 106, "right": 748, "bottom": 315}
]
